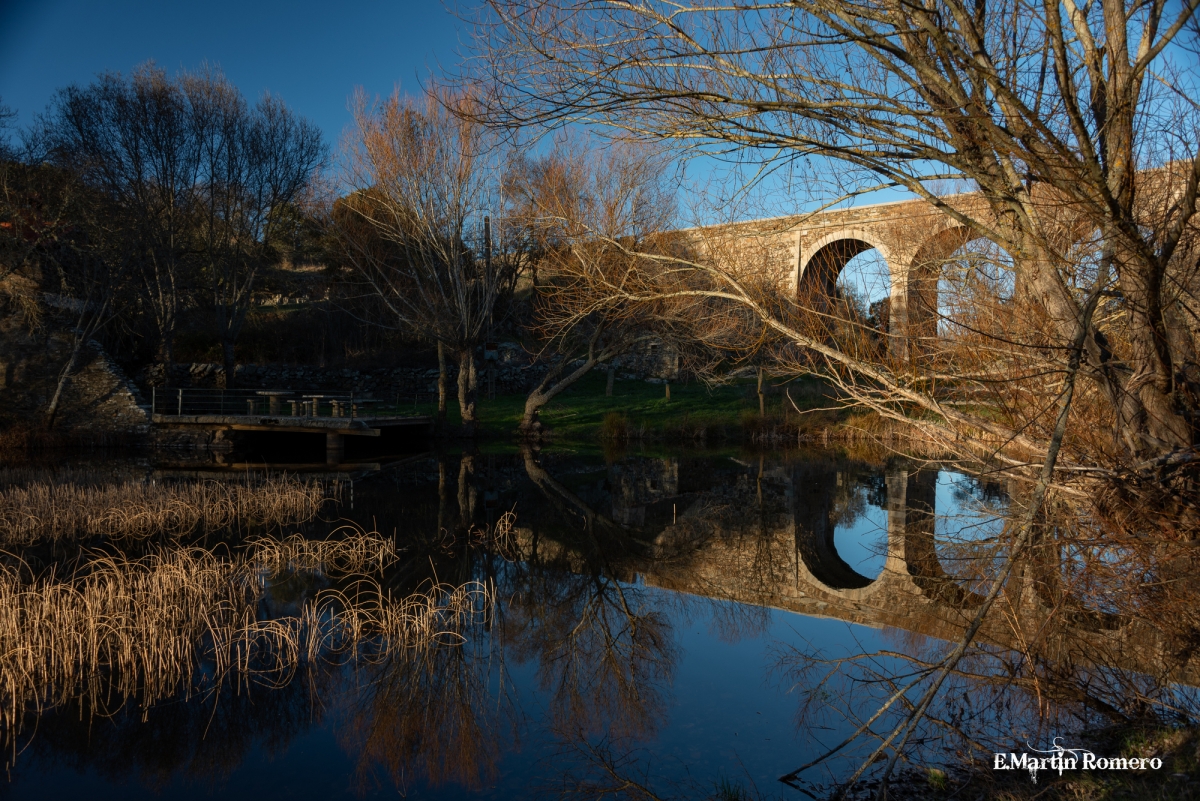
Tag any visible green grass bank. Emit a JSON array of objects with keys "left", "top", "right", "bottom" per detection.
[{"left": 375, "top": 371, "right": 851, "bottom": 442}]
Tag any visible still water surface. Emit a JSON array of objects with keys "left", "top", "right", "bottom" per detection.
[{"left": 0, "top": 448, "right": 1011, "bottom": 799}]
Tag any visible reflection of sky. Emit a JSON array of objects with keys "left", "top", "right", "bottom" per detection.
[
  {"left": 934, "top": 471, "right": 1006, "bottom": 580},
  {"left": 829, "top": 470, "right": 1006, "bottom": 585},
  {"left": 6, "top": 583, "right": 887, "bottom": 800},
  {"left": 833, "top": 489, "right": 888, "bottom": 580}
]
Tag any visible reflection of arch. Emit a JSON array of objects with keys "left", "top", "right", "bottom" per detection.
[
  {"left": 900, "top": 470, "right": 987, "bottom": 609},
  {"left": 795, "top": 520, "right": 875, "bottom": 591},
  {"left": 792, "top": 464, "right": 878, "bottom": 594},
  {"left": 790, "top": 465, "right": 991, "bottom": 606},
  {"left": 1024, "top": 535, "right": 1127, "bottom": 632}
]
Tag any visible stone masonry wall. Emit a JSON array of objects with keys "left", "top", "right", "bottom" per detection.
[
  {"left": 140, "top": 343, "right": 549, "bottom": 401},
  {"left": 0, "top": 315, "right": 150, "bottom": 436}
]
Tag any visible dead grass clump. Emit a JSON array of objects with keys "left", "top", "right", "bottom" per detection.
[
  {"left": 0, "top": 476, "right": 333, "bottom": 543},
  {"left": 0, "top": 529, "right": 495, "bottom": 763},
  {"left": 600, "top": 412, "right": 630, "bottom": 440},
  {"left": 432, "top": 511, "right": 520, "bottom": 561},
  {"left": 251, "top": 527, "right": 400, "bottom": 576}
]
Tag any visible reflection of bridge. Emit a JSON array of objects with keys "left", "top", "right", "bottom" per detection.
[
  {"left": 515, "top": 455, "right": 1197, "bottom": 686},
  {"left": 649, "top": 460, "right": 1197, "bottom": 684},
  {"left": 642, "top": 463, "right": 990, "bottom": 627}
]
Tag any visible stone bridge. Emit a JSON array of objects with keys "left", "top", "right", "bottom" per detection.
[
  {"left": 642, "top": 460, "right": 1195, "bottom": 686},
  {"left": 685, "top": 193, "right": 1019, "bottom": 357}
]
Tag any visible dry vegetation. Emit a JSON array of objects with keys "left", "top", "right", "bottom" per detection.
[
  {"left": 0, "top": 527, "right": 498, "bottom": 765},
  {"left": 0, "top": 475, "right": 334, "bottom": 543}
]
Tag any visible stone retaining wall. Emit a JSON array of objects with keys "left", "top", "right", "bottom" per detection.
[
  {"left": 0, "top": 316, "right": 150, "bottom": 436},
  {"left": 140, "top": 345, "right": 548, "bottom": 400}
]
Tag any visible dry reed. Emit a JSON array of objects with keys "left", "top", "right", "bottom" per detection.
[
  {"left": 0, "top": 476, "right": 333, "bottom": 543},
  {"left": 0, "top": 529, "right": 495, "bottom": 762}
]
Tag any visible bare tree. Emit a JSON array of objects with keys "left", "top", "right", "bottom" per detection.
[
  {"left": 44, "top": 65, "right": 201, "bottom": 374},
  {"left": 184, "top": 68, "right": 325, "bottom": 388},
  {"left": 43, "top": 234, "right": 127, "bottom": 429},
  {"left": 41, "top": 64, "right": 324, "bottom": 386},
  {"left": 339, "top": 89, "right": 514, "bottom": 436},
  {"left": 509, "top": 137, "right": 681, "bottom": 435},
  {"left": 462, "top": 0, "right": 1200, "bottom": 475}
]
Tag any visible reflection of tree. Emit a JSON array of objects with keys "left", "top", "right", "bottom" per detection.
[
  {"left": 1023, "top": 524, "right": 1126, "bottom": 632},
  {"left": 338, "top": 633, "right": 511, "bottom": 794},
  {"left": 511, "top": 563, "right": 676, "bottom": 742},
  {"left": 513, "top": 446, "right": 677, "bottom": 742},
  {"left": 508, "top": 449, "right": 815, "bottom": 799},
  {"left": 774, "top": 485, "right": 1200, "bottom": 797}
]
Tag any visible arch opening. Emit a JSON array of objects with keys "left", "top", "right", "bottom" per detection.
[
  {"left": 837, "top": 249, "right": 893, "bottom": 332},
  {"left": 798, "top": 237, "right": 894, "bottom": 353},
  {"left": 908, "top": 229, "right": 1018, "bottom": 349}
]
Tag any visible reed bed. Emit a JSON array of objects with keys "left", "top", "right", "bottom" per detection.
[
  {"left": 0, "top": 531, "right": 494, "bottom": 759},
  {"left": 0, "top": 476, "right": 333, "bottom": 543},
  {"left": 250, "top": 528, "right": 401, "bottom": 576},
  {"left": 433, "top": 511, "right": 519, "bottom": 560}
]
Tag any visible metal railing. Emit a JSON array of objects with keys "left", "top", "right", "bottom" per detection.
[{"left": 151, "top": 387, "right": 360, "bottom": 418}]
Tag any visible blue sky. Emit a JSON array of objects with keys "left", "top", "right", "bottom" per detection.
[
  {"left": 0, "top": 0, "right": 465, "bottom": 148},
  {"left": 0, "top": 0, "right": 917, "bottom": 223}
]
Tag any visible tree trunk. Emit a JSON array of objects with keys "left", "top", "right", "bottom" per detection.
[
  {"left": 520, "top": 444, "right": 613, "bottom": 533},
  {"left": 458, "top": 452, "right": 477, "bottom": 526},
  {"left": 221, "top": 338, "right": 237, "bottom": 390},
  {"left": 45, "top": 339, "right": 85, "bottom": 430},
  {"left": 1121, "top": 258, "right": 1194, "bottom": 453},
  {"left": 758, "top": 367, "right": 765, "bottom": 416},
  {"left": 437, "top": 455, "right": 448, "bottom": 533},
  {"left": 437, "top": 342, "right": 448, "bottom": 422},
  {"left": 457, "top": 347, "right": 477, "bottom": 437},
  {"left": 159, "top": 336, "right": 175, "bottom": 388},
  {"left": 520, "top": 355, "right": 604, "bottom": 436}
]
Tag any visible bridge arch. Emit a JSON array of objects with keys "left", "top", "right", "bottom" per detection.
[
  {"left": 900, "top": 225, "right": 1021, "bottom": 355},
  {"left": 798, "top": 229, "right": 896, "bottom": 296},
  {"left": 796, "top": 231, "right": 900, "bottom": 357}
]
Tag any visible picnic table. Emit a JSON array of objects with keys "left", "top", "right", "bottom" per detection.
[
  {"left": 300, "top": 394, "right": 327, "bottom": 417},
  {"left": 255, "top": 390, "right": 291, "bottom": 416}
]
